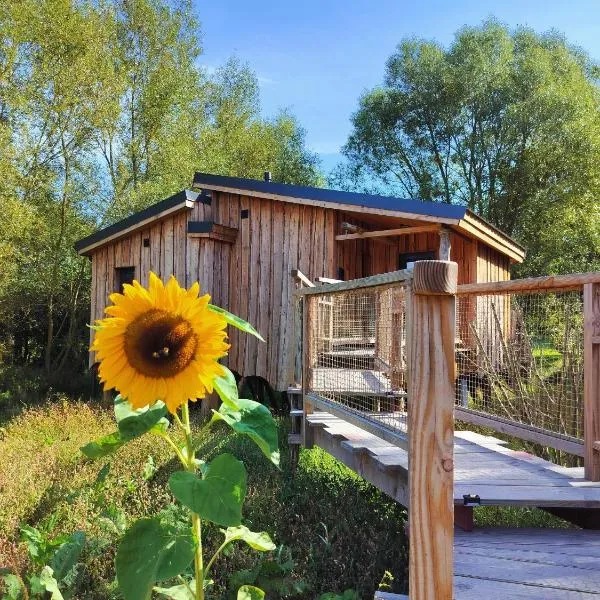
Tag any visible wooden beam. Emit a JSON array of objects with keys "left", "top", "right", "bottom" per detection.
[
  {"left": 457, "top": 271, "right": 600, "bottom": 296},
  {"left": 408, "top": 260, "right": 456, "bottom": 600},
  {"left": 584, "top": 282, "right": 600, "bottom": 481},
  {"left": 335, "top": 224, "right": 440, "bottom": 241},
  {"left": 455, "top": 407, "right": 584, "bottom": 457},
  {"left": 187, "top": 221, "right": 238, "bottom": 244},
  {"left": 438, "top": 226, "right": 452, "bottom": 261},
  {"left": 291, "top": 269, "right": 315, "bottom": 288}
]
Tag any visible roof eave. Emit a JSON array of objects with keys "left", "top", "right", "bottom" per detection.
[
  {"left": 75, "top": 190, "right": 198, "bottom": 257},
  {"left": 192, "top": 174, "right": 464, "bottom": 225},
  {"left": 459, "top": 210, "right": 526, "bottom": 263}
]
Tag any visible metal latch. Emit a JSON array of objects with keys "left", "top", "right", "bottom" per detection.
[{"left": 463, "top": 494, "right": 481, "bottom": 507}]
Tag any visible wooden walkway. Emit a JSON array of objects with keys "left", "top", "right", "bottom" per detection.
[
  {"left": 307, "top": 412, "right": 600, "bottom": 598},
  {"left": 307, "top": 412, "right": 600, "bottom": 508},
  {"left": 377, "top": 529, "right": 600, "bottom": 599}
]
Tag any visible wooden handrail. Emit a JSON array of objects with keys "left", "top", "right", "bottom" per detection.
[
  {"left": 457, "top": 271, "right": 600, "bottom": 296},
  {"left": 295, "top": 269, "right": 412, "bottom": 296}
]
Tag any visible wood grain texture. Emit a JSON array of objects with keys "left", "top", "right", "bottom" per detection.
[
  {"left": 585, "top": 282, "right": 600, "bottom": 480},
  {"left": 408, "top": 270, "right": 456, "bottom": 600},
  {"left": 412, "top": 260, "right": 458, "bottom": 295},
  {"left": 458, "top": 271, "right": 600, "bottom": 295},
  {"left": 335, "top": 224, "right": 440, "bottom": 241}
]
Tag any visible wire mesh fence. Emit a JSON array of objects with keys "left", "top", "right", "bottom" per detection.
[
  {"left": 305, "top": 283, "right": 409, "bottom": 434},
  {"left": 455, "top": 289, "right": 585, "bottom": 441},
  {"left": 302, "top": 274, "right": 587, "bottom": 454}
]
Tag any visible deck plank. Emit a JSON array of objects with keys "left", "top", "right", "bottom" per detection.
[{"left": 307, "top": 411, "right": 600, "bottom": 508}]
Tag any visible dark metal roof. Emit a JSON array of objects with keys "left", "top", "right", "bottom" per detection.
[
  {"left": 75, "top": 190, "right": 198, "bottom": 254},
  {"left": 193, "top": 172, "right": 468, "bottom": 220}
]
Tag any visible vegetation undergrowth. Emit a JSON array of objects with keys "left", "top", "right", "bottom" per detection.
[{"left": 0, "top": 399, "right": 408, "bottom": 598}]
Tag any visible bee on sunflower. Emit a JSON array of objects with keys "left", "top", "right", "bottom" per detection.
[
  {"left": 92, "top": 272, "right": 229, "bottom": 413},
  {"left": 83, "top": 272, "right": 278, "bottom": 600}
]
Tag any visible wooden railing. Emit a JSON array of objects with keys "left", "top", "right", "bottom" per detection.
[
  {"left": 455, "top": 271, "right": 600, "bottom": 480},
  {"left": 295, "top": 261, "right": 458, "bottom": 600}
]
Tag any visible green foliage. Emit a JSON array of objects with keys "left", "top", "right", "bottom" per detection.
[
  {"left": 237, "top": 586, "right": 265, "bottom": 600},
  {"left": 212, "top": 399, "right": 281, "bottom": 467},
  {"left": 229, "top": 545, "right": 309, "bottom": 598},
  {"left": 81, "top": 396, "right": 170, "bottom": 459},
  {"left": 208, "top": 306, "right": 266, "bottom": 342},
  {"left": 318, "top": 592, "right": 359, "bottom": 600},
  {"left": 0, "top": 0, "right": 321, "bottom": 388},
  {"left": 0, "top": 402, "right": 410, "bottom": 598},
  {"left": 116, "top": 518, "right": 195, "bottom": 600},
  {"left": 168, "top": 455, "right": 247, "bottom": 527},
  {"left": 337, "top": 19, "right": 600, "bottom": 275},
  {"left": 223, "top": 526, "right": 276, "bottom": 553}
]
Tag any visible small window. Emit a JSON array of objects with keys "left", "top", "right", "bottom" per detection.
[
  {"left": 115, "top": 266, "right": 135, "bottom": 291},
  {"left": 398, "top": 251, "right": 435, "bottom": 270}
]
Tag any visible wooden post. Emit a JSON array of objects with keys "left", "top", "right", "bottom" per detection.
[
  {"left": 408, "top": 260, "right": 457, "bottom": 600},
  {"left": 438, "top": 227, "right": 451, "bottom": 261},
  {"left": 302, "top": 295, "right": 315, "bottom": 449},
  {"left": 584, "top": 282, "right": 600, "bottom": 481}
]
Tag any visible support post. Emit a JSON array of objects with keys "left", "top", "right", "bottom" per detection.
[
  {"left": 584, "top": 282, "right": 600, "bottom": 481},
  {"left": 408, "top": 260, "right": 457, "bottom": 600},
  {"left": 438, "top": 227, "right": 452, "bottom": 261},
  {"left": 302, "top": 295, "right": 315, "bottom": 449}
]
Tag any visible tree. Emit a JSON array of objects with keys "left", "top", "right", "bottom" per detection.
[
  {"left": 338, "top": 20, "right": 600, "bottom": 275},
  {"left": 0, "top": 0, "right": 321, "bottom": 389}
]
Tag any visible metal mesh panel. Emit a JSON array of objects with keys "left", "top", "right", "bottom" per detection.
[
  {"left": 306, "top": 284, "right": 408, "bottom": 434},
  {"left": 456, "top": 290, "right": 584, "bottom": 440}
]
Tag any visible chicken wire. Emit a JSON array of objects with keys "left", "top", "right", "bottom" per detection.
[
  {"left": 455, "top": 289, "right": 585, "bottom": 441},
  {"left": 305, "top": 284, "right": 409, "bottom": 434}
]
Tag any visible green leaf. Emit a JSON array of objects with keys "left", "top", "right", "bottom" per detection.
[
  {"left": 39, "top": 566, "right": 64, "bottom": 600},
  {"left": 114, "top": 396, "right": 168, "bottom": 439},
  {"left": 212, "top": 399, "right": 280, "bottom": 467},
  {"left": 213, "top": 366, "right": 240, "bottom": 409},
  {"left": 153, "top": 582, "right": 195, "bottom": 600},
  {"left": 238, "top": 585, "right": 265, "bottom": 600},
  {"left": 208, "top": 305, "right": 265, "bottom": 341},
  {"left": 2, "top": 574, "right": 23, "bottom": 599},
  {"left": 223, "top": 526, "right": 275, "bottom": 552},
  {"left": 116, "top": 518, "right": 195, "bottom": 600},
  {"left": 168, "top": 454, "right": 247, "bottom": 526},
  {"left": 80, "top": 431, "right": 125, "bottom": 459},
  {"left": 51, "top": 531, "right": 86, "bottom": 580}
]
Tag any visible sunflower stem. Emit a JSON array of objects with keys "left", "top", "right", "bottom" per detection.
[{"left": 182, "top": 401, "right": 205, "bottom": 600}]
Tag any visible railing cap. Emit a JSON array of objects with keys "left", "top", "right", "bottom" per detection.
[{"left": 413, "top": 260, "right": 458, "bottom": 295}]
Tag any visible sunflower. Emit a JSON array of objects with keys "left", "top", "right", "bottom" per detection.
[{"left": 92, "top": 272, "right": 229, "bottom": 413}]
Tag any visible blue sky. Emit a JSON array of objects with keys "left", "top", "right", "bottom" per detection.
[{"left": 194, "top": 0, "right": 600, "bottom": 175}]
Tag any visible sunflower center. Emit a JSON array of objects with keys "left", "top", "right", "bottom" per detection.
[{"left": 124, "top": 309, "right": 197, "bottom": 378}]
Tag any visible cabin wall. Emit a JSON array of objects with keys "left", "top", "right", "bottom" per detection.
[
  {"left": 89, "top": 194, "right": 512, "bottom": 390},
  {"left": 212, "top": 193, "right": 337, "bottom": 389}
]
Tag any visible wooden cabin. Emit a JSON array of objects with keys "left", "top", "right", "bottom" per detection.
[{"left": 76, "top": 172, "right": 525, "bottom": 391}]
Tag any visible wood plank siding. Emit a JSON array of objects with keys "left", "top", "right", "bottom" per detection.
[{"left": 89, "top": 192, "right": 513, "bottom": 389}]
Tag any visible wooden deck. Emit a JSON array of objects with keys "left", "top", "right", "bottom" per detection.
[
  {"left": 307, "top": 412, "right": 600, "bottom": 598},
  {"left": 376, "top": 528, "right": 600, "bottom": 599},
  {"left": 306, "top": 412, "right": 600, "bottom": 509}
]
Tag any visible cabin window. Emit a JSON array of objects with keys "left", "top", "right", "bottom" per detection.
[
  {"left": 115, "top": 266, "right": 135, "bottom": 291},
  {"left": 398, "top": 251, "right": 435, "bottom": 270}
]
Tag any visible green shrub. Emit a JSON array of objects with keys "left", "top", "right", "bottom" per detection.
[{"left": 0, "top": 400, "right": 409, "bottom": 597}]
